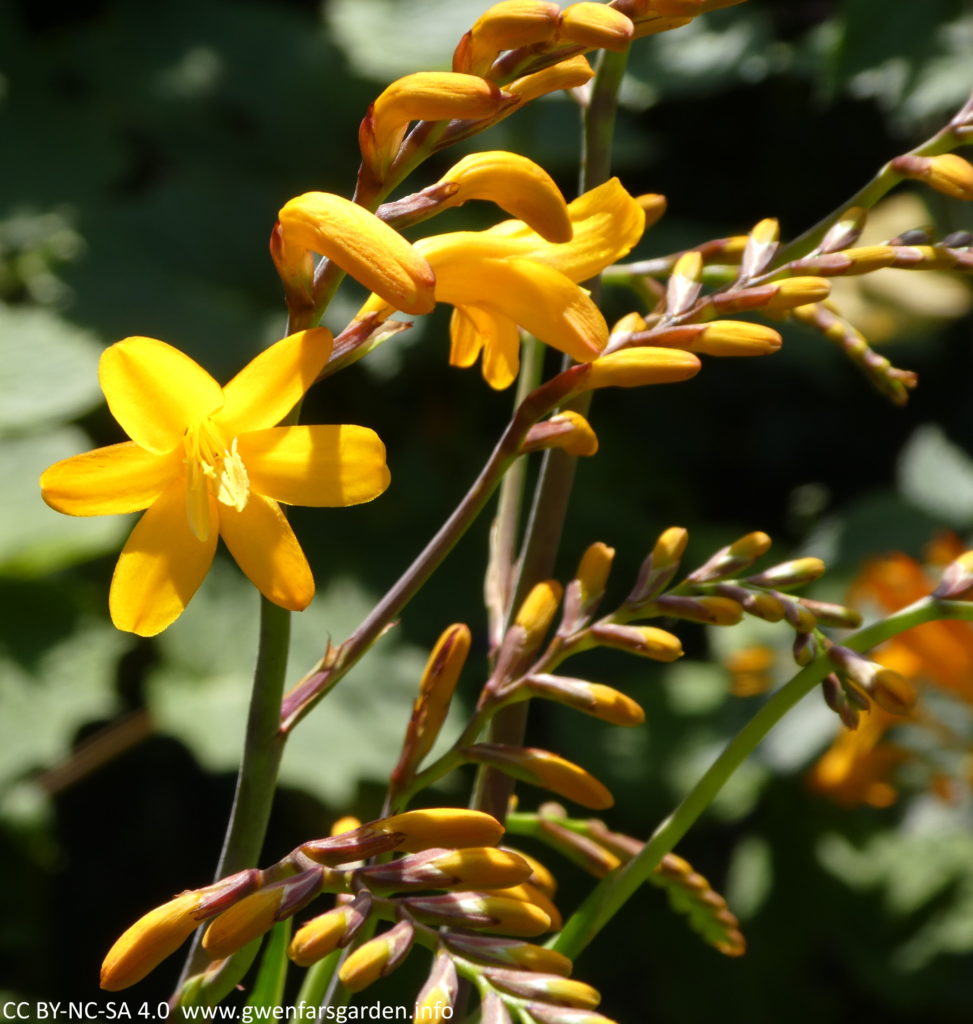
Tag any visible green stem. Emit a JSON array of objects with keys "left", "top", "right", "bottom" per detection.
[
  {"left": 175, "top": 597, "right": 291, "bottom": 994},
  {"left": 553, "top": 596, "right": 973, "bottom": 959}
]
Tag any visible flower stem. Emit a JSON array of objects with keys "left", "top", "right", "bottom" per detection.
[
  {"left": 174, "top": 596, "right": 291, "bottom": 993},
  {"left": 553, "top": 596, "right": 973, "bottom": 959}
]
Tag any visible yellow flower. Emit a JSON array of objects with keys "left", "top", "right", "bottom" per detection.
[
  {"left": 359, "top": 177, "right": 645, "bottom": 389},
  {"left": 40, "top": 330, "right": 390, "bottom": 636}
]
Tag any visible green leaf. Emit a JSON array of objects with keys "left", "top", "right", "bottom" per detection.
[
  {"left": 0, "top": 429, "right": 128, "bottom": 577},
  {"left": 246, "top": 920, "right": 293, "bottom": 1008},
  {"left": 0, "top": 304, "right": 103, "bottom": 435}
]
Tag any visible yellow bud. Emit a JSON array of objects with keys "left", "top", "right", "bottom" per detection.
[
  {"left": 521, "top": 411, "right": 599, "bottom": 456},
  {"left": 277, "top": 193, "right": 435, "bottom": 316},
  {"left": 559, "top": 3, "right": 634, "bottom": 52},
  {"left": 636, "top": 192, "right": 667, "bottom": 232},
  {"left": 869, "top": 668, "right": 918, "bottom": 717},
  {"left": 100, "top": 891, "right": 203, "bottom": 992},
  {"left": 456, "top": 1, "right": 561, "bottom": 75},
  {"left": 288, "top": 906, "right": 354, "bottom": 968},
  {"left": 502, "top": 848, "right": 558, "bottom": 897},
  {"left": 750, "top": 217, "right": 779, "bottom": 245},
  {"left": 430, "top": 847, "right": 535, "bottom": 889},
  {"left": 672, "top": 249, "right": 703, "bottom": 282},
  {"left": 840, "top": 245, "right": 898, "bottom": 273},
  {"left": 202, "top": 887, "right": 283, "bottom": 960},
  {"left": 526, "top": 674, "right": 645, "bottom": 726},
  {"left": 575, "top": 541, "right": 615, "bottom": 607},
  {"left": 579, "top": 347, "right": 701, "bottom": 390},
  {"left": 407, "top": 892, "right": 551, "bottom": 936},
  {"left": 696, "top": 321, "right": 782, "bottom": 356},
  {"left": 652, "top": 526, "right": 689, "bottom": 568},
  {"left": 330, "top": 816, "right": 361, "bottom": 837},
  {"left": 480, "top": 885, "right": 562, "bottom": 932},
  {"left": 339, "top": 921, "right": 414, "bottom": 993},
  {"left": 763, "top": 276, "right": 831, "bottom": 310},
  {"left": 487, "top": 969, "right": 601, "bottom": 1010},
  {"left": 377, "top": 808, "right": 505, "bottom": 853},
  {"left": 505, "top": 54, "right": 595, "bottom": 104},
  {"left": 727, "top": 531, "right": 772, "bottom": 560},
  {"left": 363, "top": 73, "right": 511, "bottom": 175},
  {"left": 924, "top": 153, "right": 973, "bottom": 200},
  {"left": 514, "top": 580, "right": 563, "bottom": 647},
  {"left": 437, "top": 151, "right": 572, "bottom": 243},
  {"left": 612, "top": 311, "right": 648, "bottom": 335},
  {"left": 590, "top": 623, "right": 684, "bottom": 662}
]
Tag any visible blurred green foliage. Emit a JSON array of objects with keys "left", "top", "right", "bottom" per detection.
[{"left": 2, "top": 0, "right": 973, "bottom": 1019}]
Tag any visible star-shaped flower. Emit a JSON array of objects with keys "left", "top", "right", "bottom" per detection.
[{"left": 40, "top": 329, "right": 389, "bottom": 636}]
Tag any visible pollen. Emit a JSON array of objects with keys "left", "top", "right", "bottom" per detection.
[{"left": 183, "top": 423, "right": 250, "bottom": 541}]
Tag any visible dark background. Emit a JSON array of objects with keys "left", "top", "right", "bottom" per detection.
[{"left": 3, "top": 0, "right": 973, "bottom": 1020}]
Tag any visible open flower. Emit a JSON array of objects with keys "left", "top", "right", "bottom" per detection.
[
  {"left": 358, "top": 177, "right": 645, "bottom": 389},
  {"left": 40, "top": 330, "right": 390, "bottom": 636}
]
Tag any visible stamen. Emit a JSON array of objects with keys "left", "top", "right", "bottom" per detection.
[{"left": 217, "top": 438, "right": 250, "bottom": 512}]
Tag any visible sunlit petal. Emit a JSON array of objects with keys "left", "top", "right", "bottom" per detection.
[
  {"left": 218, "top": 329, "right": 333, "bottom": 437},
  {"left": 449, "top": 307, "right": 487, "bottom": 368},
  {"left": 238, "top": 425, "right": 390, "bottom": 507},
  {"left": 41, "top": 443, "right": 178, "bottom": 516},
  {"left": 434, "top": 255, "right": 606, "bottom": 363},
  {"left": 448, "top": 307, "right": 521, "bottom": 389},
  {"left": 218, "top": 494, "right": 314, "bottom": 611},
  {"left": 109, "top": 477, "right": 217, "bottom": 637},
  {"left": 100, "top": 337, "right": 224, "bottom": 454},
  {"left": 278, "top": 193, "right": 436, "bottom": 316}
]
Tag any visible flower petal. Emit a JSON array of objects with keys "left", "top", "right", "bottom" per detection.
[
  {"left": 218, "top": 328, "right": 333, "bottom": 437},
  {"left": 41, "top": 442, "right": 177, "bottom": 516},
  {"left": 218, "top": 494, "right": 314, "bottom": 611},
  {"left": 434, "top": 255, "right": 606, "bottom": 363},
  {"left": 100, "top": 337, "right": 224, "bottom": 454},
  {"left": 437, "top": 151, "right": 572, "bottom": 244},
  {"left": 278, "top": 193, "right": 436, "bottom": 315},
  {"left": 448, "top": 306, "right": 521, "bottom": 389},
  {"left": 238, "top": 425, "right": 390, "bottom": 507},
  {"left": 486, "top": 177, "right": 645, "bottom": 282},
  {"left": 110, "top": 478, "right": 218, "bottom": 636}
]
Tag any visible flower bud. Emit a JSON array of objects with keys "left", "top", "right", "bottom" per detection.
[
  {"left": 357, "top": 847, "right": 532, "bottom": 893},
  {"left": 101, "top": 891, "right": 204, "bottom": 991},
  {"left": 686, "top": 532, "right": 770, "bottom": 583},
  {"left": 559, "top": 3, "right": 634, "bottom": 51},
  {"left": 339, "top": 920, "right": 415, "bottom": 993},
  {"left": 445, "top": 934, "right": 572, "bottom": 975},
  {"left": 484, "top": 968, "right": 600, "bottom": 1009},
  {"left": 819, "top": 206, "right": 867, "bottom": 253},
  {"left": 504, "top": 848, "right": 558, "bottom": 897},
  {"left": 454, "top": 1, "right": 561, "bottom": 76},
  {"left": 628, "top": 526, "right": 688, "bottom": 601},
  {"left": 746, "top": 557, "right": 825, "bottom": 589},
  {"left": 202, "top": 869, "right": 322, "bottom": 960},
  {"left": 695, "top": 321, "right": 783, "bottom": 356},
  {"left": 893, "top": 152, "right": 973, "bottom": 201},
  {"left": 792, "top": 630, "right": 819, "bottom": 667},
  {"left": 414, "top": 951, "right": 459, "bottom": 1023},
  {"left": 521, "top": 411, "right": 599, "bottom": 456},
  {"left": 513, "top": 580, "right": 564, "bottom": 650},
  {"left": 462, "top": 743, "right": 613, "bottom": 809},
  {"left": 525, "top": 674, "right": 645, "bottom": 726},
  {"left": 392, "top": 624, "right": 471, "bottom": 786},
  {"left": 826, "top": 646, "right": 917, "bottom": 716},
  {"left": 739, "top": 217, "right": 779, "bottom": 279},
  {"left": 795, "top": 598, "right": 862, "bottom": 629},
  {"left": 487, "top": 881, "right": 562, "bottom": 931},
  {"left": 933, "top": 550, "right": 973, "bottom": 600},
  {"left": 505, "top": 55, "right": 595, "bottom": 105},
  {"left": 575, "top": 347, "right": 701, "bottom": 391},
  {"left": 405, "top": 892, "right": 551, "bottom": 936},
  {"left": 574, "top": 541, "right": 615, "bottom": 613},
  {"left": 588, "top": 623, "right": 684, "bottom": 662},
  {"left": 652, "top": 594, "right": 743, "bottom": 626},
  {"left": 288, "top": 892, "right": 372, "bottom": 968},
  {"left": 666, "top": 249, "right": 704, "bottom": 316}
]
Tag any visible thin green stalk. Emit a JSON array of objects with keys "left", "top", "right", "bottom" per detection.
[
  {"left": 553, "top": 597, "right": 973, "bottom": 959},
  {"left": 175, "top": 596, "right": 292, "bottom": 994},
  {"left": 470, "top": 46, "right": 629, "bottom": 825}
]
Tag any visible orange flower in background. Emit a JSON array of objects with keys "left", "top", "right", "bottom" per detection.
[
  {"left": 41, "top": 331, "right": 390, "bottom": 636},
  {"left": 809, "top": 536, "right": 973, "bottom": 807}
]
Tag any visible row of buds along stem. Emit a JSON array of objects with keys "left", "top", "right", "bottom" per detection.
[
  {"left": 100, "top": 808, "right": 551, "bottom": 990},
  {"left": 510, "top": 803, "right": 746, "bottom": 958}
]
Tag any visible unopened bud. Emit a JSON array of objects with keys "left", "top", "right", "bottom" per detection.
[
  {"left": 405, "top": 892, "right": 551, "bottom": 936},
  {"left": 454, "top": 2, "right": 561, "bottom": 76},
  {"left": 521, "top": 411, "right": 599, "bottom": 456},
  {"left": 503, "top": 848, "right": 558, "bottom": 897},
  {"left": 826, "top": 646, "right": 917, "bottom": 716},
  {"left": 746, "top": 557, "right": 825, "bottom": 589},
  {"left": 652, "top": 594, "right": 743, "bottom": 626},
  {"left": 101, "top": 891, "right": 205, "bottom": 992},
  {"left": 558, "top": 2, "right": 634, "bottom": 51},
  {"left": 795, "top": 598, "right": 862, "bottom": 629},
  {"left": 574, "top": 541, "right": 615, "bottom": 613},
  {"left": 687, "top": 531, "right": 771, "bottom": 583},
  {"left": 462, "top": 743, "right": 614, "bottom": 809},
  {"left": 739, "top": 217, "right": 779, "bottom": 279},
  {"left": 288, "top": 892, "right": 372, "bottom": 968},
  {"left": 933, "top": 550, "right": 973, "bottom": 600},
  {"left": 414, "top": 951, "right": 459, "bottom": 1023},
  {"left": 357, "top": 847, "right": 532, "bottom": 893},
  {"left": 339, "top": 920, "right": 415, "bottom": 993},
  {"left": 762, "top": 276, "right": 831, "bottom": 310},
  {"left": 504, "top": 54, "right": 594, "bottom": 106},
  {"left": 819, "top": 206, "right": 867, "bottom": 253},
  {"left": 893, "top": 152, "right": 973, "bottom": 201},
  {"left": 525, "top": 674, "right": 645, "bottom": 726},
  {"left": 792, "top": 631, "right": 819, "bottom": 667},
  {"left": 667, "top": 250, "right": 704, "bottom": 316},
  {"left": 695, "top": 321, "right": 781, "bottom": 356},
  {"left": 821, "top": 672, "right": 861, "bottom": 730},
  {"left": 484, "top": 967, "right": 601, "bottom": 1009},
  {"left": 628, "top": 526, "right": 688, "bottom": 601},
  {"left": 445, "top": 933, "right": 572, "bottom": 975},
  {"left": 589, "top": 623, "right": 684, "bottom": 662},
  {"left": 576, "top": 347, "right": 701, "bottom": 391}
]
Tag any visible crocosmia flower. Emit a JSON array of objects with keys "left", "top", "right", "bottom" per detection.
[{"left": 40, "top": 329, "right": 389, "bottom": 636}]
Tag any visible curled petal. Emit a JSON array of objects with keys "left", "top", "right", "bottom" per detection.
[
  {"left": 238, "top": 425, "right": 390, "bottom": 508},
  {"left": 109, "top": 477, "right": 218, "bottom": 637},
  {"left": 454, "top": 2, "right": 561, "bottom": 75},
  {"left": 437, "top": 151, "right": 572, "bottom": 243},
  {"left": 278, "top": 193, "right": 436, "bottom": 315},
  {"left": 434, "top": 254, "right": 607, "bottom": 364},
  {"left": 218, "top": 329, "right": 333, "bottom": 437},
  {"left": 100, "top": 337, "right": 224, "bottom": 454},
  {"left": 450, "top": 306, "right": 522, "bottom": 390},
  {"left": 363, "top": 72, "right": 511, "bottom": 174},
  {"left": 218, "top": 493, "right": 314, "bottom": 611},
  {"left": 506, "top": 54, "right": 594, "bottom": 105},
  {"left": 41, "top": 442, "right": 177, "bottom": 517}
]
